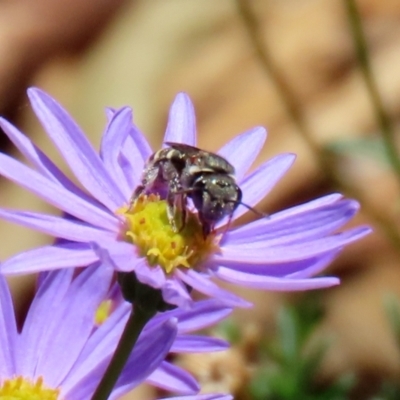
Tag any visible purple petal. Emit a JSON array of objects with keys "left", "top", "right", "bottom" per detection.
[
  {"left": 171, "top": 335, "right": 229, "bottom": 353},
  {"left": 0, "top": 118, "right": 101, "bottom": 204},
  {"left": 0, "top": 275, "right": 17, "bottom": 376},
  {"left": 65, "top": 308, "right": 170, "bottom": 400},
  {"left": 176, "top": 269, "right": 252, "bottom": 308},
  {"left": 218, "top": 227, "right": 370, "bottom": 264},
  {"left": 112, "top": 319, "right": 179, "bottom": 396},
  {"left": 210, "top": 252, "right": 339, "bottom": 277},
  {"left": 100, "top": 107, "right": 133, "bottom": 198},
  {"left": 32, "top": 264, "right": 113, "bottom": 386},
  {"left": 0, "top": 208, "right": 114, "bottom": 243},
  {"left": 270, "top": 193, "right": 343, "bottom": 218},
  {"left": 286, "top": 251, "right": 340, "bottom": 279},
  {"left": 18, "top": 268, "right": 74, "bottom": 378},
  {"left": 146, "top": 361, "right": 199, "bottom": 394},
  {"left": 117, "top": 124, "right": 153, "bottom": 193},
  {"left": 215, "top": 266, "right": 340, "bottom": 291},
  {"left": 104, "top": 241, "right": 140, "bottom": 272},
  {"left": 1, "top": 243, "right": 98, "bottom": 275},
  {"left": 118, "top": 152, "right": 141, "bottom": 193},
  {"left": 152, "top": 299, "right": 232, "bottom": 334},
  {"left": 129, "top": 123, "right": 153, "bottom": 162},
  {"left": 165, "top": 395, "right": 233, "bottom": 400},
  {"left": 217, "top": 126, "right": 267, "bottom": 181},
  {"left": 161, "top": 276, "right": 193, "bottom": 309},
  {"left": 64, "top": 303, "right": 130, "bottom": 394},
  {"left": 135, "top": 258, "right": 166, "bottom": 288},
  {"left": 28, "top": 88, "right": 125, "bottom": 210},
  {"left": 225, "top": 199, "right": 359, "bottom": 246},
  {"left": 164, "top": 93, "right": 196, "bottom": 146},
  {"left": 103, "top": 107, "right": 147, "bottom": 192},
  {"left": 229, "top": 154, "right": 296, "bottom": 222},
  {"left": 0, "top": 152, "right": 119, "bottom": 230}
]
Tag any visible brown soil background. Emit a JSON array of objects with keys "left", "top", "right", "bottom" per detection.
[{"left": 1, "top": 0, "right": 399, "bottom": 398}]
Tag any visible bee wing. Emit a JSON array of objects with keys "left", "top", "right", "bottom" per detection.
[
  {"left": 164, "top": 142, "right": 201, "bottom": 154},
  {"left": 165, "top": 142, "right": 235, "bottom": 174}
]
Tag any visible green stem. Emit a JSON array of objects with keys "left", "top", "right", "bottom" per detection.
[
  {"left": 344, "top": 0, "right": 400, "bottom": 187},
  {"left": 235, "top": 0, "right": 400, "bottom": 250},
  {"left": 235, "top": 0, "right": 310, "bottom": 140},
  {"left": 91, "top": 305, "right": 156, "bottom": 400}
]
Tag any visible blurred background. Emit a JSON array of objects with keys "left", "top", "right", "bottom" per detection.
[{"left": 1, "top": 0, "right": 400, "bottom": 399}]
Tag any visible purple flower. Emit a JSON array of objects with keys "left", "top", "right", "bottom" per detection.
[
  {"left": 0, "top": 262, "right": 232, "bottom": 399},
  {"left": 0, "top": 89, "right": 370, "bottom": 308}
]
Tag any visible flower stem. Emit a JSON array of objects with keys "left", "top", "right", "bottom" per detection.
[
  {"left": 344, "top": 0, "right": 400, "bottom": 188},
  {"left": 91, "top": 304, "right": 156, "bottom": 400}
]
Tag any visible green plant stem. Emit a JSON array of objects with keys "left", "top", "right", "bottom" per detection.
[
  {"left": 91, "top": 305, "right": 155, "bottom": 400},
  {"left": 344, "top": 0, "right": 400, "bottom": 188},
  {"left": 235, "top": 0, "right": 400, "bottom": 250}
]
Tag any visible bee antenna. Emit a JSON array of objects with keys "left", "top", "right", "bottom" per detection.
[{"left": 227, "top": 200, "right": 268, "bottom": 218}]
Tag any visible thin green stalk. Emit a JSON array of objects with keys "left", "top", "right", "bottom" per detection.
[
  {"left": 91, "top": 305, "right": 156, "bottom": 400},
  {"left": 235, "top": 0, "right": 336, "bottom": 174},
  {"left": 235, "top": 0, "right": 400, "bottom": 250},
  {"left": 344, "top": 0, "right": 400, "bottom": 189},
  {"left": 236, "top": 0, "right": 310, "bottom": 139}
]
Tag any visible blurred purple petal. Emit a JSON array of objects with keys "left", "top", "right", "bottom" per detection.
[
  {"left": 147, "top": 361, "right": 199, "bottom": 394},
  {"left": 19, "top": 268, "right": 74, "bottom": 378},
  {"left": 171, "top": 335, "right": 229, "bottom": 353},
  {"left": 32, "top": 265, "right": 113, "bottom": 385},
  {"left": 0, "top": 275, "right": 17, "bottom": 376},
  {"left": 165, "top": 395, "right": 232, "bottom": 400},
  {"left": 114, "top": 319, "right": 179, "bottom": 393}
]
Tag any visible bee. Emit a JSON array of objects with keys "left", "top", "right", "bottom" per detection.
[{"left": 131, "top": 142, "right": 247, "bottom": 237}]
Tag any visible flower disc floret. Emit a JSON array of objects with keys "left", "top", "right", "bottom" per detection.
[
  {"left": 94, "top": 299, "right": 113, "bottom": 326},
  {"left": 121, "top": 194, "right": 219, "bottom": 274},
  {"left": 0, "top": 376, "right": 60, "bottom": 400}
]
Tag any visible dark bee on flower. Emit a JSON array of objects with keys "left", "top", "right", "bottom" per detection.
[{"left": 131, "top": 142, "right": 242, "bottom": 237}]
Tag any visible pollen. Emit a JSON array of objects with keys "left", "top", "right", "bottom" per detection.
[
  {"left": 94, "top": 299, "right": 113, "bottom": 326},
  {"left": 0, "top": 376, "right": 60, "bottom": 400},
  {"left": 119, "top": 194, "right": 219, "bottom": 274}
]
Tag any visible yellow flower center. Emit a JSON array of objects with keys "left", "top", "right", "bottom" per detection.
[
  {"left": 119, "top": 194, "right": 219, "bottom": 274},
  {"left": 0, "top": 376, "right": 60, "bottom": 400},
  {"left": 94, "top": 299, "right": 113, "bottom": 326}
]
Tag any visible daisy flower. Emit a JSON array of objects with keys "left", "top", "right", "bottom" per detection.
[
  {"left": 0, "top": 89, "right": 370, "bottom": 307},
  {"left": 0, "top": 261, "right": 232, "bottom": 399}
]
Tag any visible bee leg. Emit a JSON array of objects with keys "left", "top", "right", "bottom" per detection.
[
  {"left": 166, "top": 192, "right": 186, "bottom": 232},
  {"left": 128, "top": 185, "right": 145, "bottom": 211},
  {"left": 197, "top": 212, "right": 212, "bottom": 239},
  {"left": 201, "top": 222, "right": 212, "bottom": 239},
  {"left": 176, "top": 195, "right": 187, "bottom": 233}
]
